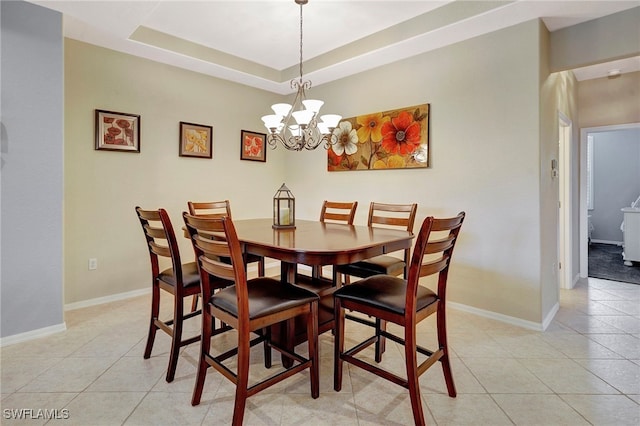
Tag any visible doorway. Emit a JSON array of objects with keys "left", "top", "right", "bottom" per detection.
[{"left": 580, "top": 123, "right": 640, "bottom": 278}]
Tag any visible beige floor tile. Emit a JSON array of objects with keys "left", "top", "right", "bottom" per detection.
[
  {"left": 461, "top": 358, "right": 550, "bottom": 393},
  {"left": 350, "top": 372, "right": 430, "bottom": 425},
  {"left": 0, "top": 392, "right": 77, "bottom": 425},
  {"left": 487, "top": 333, "right": 568, "bottom": 359},
  {"left": 519, "top": 358, "right": 620, "bottom": 394},
  {"left": 49, "top": 391, "right": 147, "bottom": 425},
  {"left": 124, "top": 392, "right": 209, "bottom": 426},
  {"left": 426, "top": 393, "right": 513, "bottom": 425},
  {"left": 493, "top": 394, "right": 590, "bottom": 425},
  {"left": 280, "top": 392, "right": 358, "bottom": 425},
  {"left": 19, "top": 357, "right": 119, "bottom": 393},
  {"left": 419, "top": 357, "right": 486, "bottom": 394},
  {"left": 201, "top": 391, "right": 284, "bottom": 426},
  {"left": 86, "top": 356, "right": 167, "bottom": 392},
  {"left": 1, "top": 356, "right": 64, "bottom": 393},
  {"left": 560, "top": 394, "right": 640, "bottom": 426},
  {"left": 596, "top": 315, "right": 640, "bottom": 334},
  {"left": 539, "top": 331, "right": 624, "bottom": 359},
  {"left": 587, "top": 333, "right": 640, "bottom": 359},
  {"left": 575, "top": 358, "right": 640, "bottom": 394}
]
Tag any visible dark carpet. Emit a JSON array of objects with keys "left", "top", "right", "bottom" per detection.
[{"left": 588, "top": 243, "right": 640, "bottom": 285}]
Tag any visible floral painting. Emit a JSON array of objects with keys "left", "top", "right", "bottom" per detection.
[
  {"left": 328, "top": 104, "right": 429, "bottom": 171},
  {"left": 240, "top": 130, "right": 266, "bottom": 162},
  {"left": 179, "top": 122, "right": 212, "bottom": 158},
  {"left": 95, "top": 109, "right": 140, "bottom": 152}
]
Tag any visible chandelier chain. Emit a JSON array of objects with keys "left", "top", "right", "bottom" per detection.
[{"left": 299, "top": 2, "right": 303, "bottom": 81}]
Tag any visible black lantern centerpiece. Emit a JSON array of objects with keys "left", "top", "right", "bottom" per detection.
[{"left": 273, "top": 183, "right": 295, "bottom": 229}]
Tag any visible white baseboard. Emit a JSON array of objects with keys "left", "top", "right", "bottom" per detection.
[
  {"left": 64, "top": 287, "right": 151, "bottom": 311},
  {"left": 542, "top": 302, "right": 560, "bottom": 331},
  {"left": 449, "top": 302, "right": 544, "bottom": 331},
  {"left": 0, "top": 322, "right": 67, "bottom": 347}
]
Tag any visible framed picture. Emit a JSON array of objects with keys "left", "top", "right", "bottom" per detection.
[
  {"left": 327, "top": 103, "right": 430, "bottom": 171},
  {"left": 179, "top": 121, "right": 213, "bottom": 158},
  {"left": 95, "top": 109, "right": 140, "bottom": 152},
  {"left": 240, "top": 130, "right": 267, "bottom": 162}
]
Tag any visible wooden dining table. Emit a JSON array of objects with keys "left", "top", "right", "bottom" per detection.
[{"left": 229, "top": 218, "right": 415, "bottom": 358}]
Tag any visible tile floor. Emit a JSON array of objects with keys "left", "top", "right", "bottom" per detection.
[{"left": 1, "top": 277, "right": 639, "bottom": 425}]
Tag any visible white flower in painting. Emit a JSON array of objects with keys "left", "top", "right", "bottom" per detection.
[{"left": 331, "top": 121, "right": 358, "bottom": 156}]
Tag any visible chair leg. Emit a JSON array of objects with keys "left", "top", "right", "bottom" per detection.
[
  {"left": 166, "top": 294, "right": 184, "bottom": 382},
  {"left": 437, "top": 305, "right": 457, "bottom": 397},
  {"left": 190, "top": 294, "right": 199, "bottom": 312},
  {"left": 258, "top": 258, "right": 265, "bottom": 277},
  {"left": 405, "top": 323, "right": 426, "bottom": 426},
  {"left": 144, "top": 281, "right": 160, "bottom": 359},
  {"left": 307, "top": 301, "right": 319, "bottom": 398},
  {"left": 375, "top": 318, "right": 387, "bottom": 363},
  {"left": 232, "top": 331, "right": 251, "bottom": 426},
  {"left": 333, "top": 298, "right": 345, "bottom": 392},
  {"left": 191, "top": 311, "right": 212, "bottom": 406},
  {"left": 263, "top": 327, "right": 272, "bottom": 369}
]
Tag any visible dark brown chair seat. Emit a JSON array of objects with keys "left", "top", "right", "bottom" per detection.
[
  {"left": 157, "top": 262, "right": 200, "bottom": 287},
  {"left": 331, "top": 274, "right": 438, "bottom": 315},
  {"left": 333, "top": 212, "right": 465, "bottom": 426}
]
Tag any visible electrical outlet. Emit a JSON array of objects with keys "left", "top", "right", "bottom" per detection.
[{"left": 88, "top": 258, "right": 98, "bottom": 270}]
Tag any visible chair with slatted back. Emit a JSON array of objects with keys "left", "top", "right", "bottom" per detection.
[
  {"left": 333, "top": 212, "right": 465, "bottom": 426},
  {"left": 319, "top": 200, "right": 358, "bottom": 225},
  {"left": 188, "top": 200, "right": 265, "bottom": 277},
  {"left": 308, "top": 200, "right": 358, "bottom": 280},
  {"left": 333, "top": 202, "right": 417, "bottom": 356},
  {"left": 335, "top": 202, "right": 417, "bottom": 285},
  {"left": 184, "top": 213, "right": 319, "bottom": 426},
  {"left": 136, "top": 207, "right": 230, "bottom": 382}
]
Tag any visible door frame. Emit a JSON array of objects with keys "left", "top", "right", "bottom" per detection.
[{"left": 558, "top": 112, "right": 573, "bottom": 289}]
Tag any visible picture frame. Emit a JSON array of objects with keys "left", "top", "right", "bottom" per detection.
[
  {"left": 327, "top": 103, "right": 430, "bottom": 171},
  {"left": 179, "top": 121, "right": 213, "bottom": 159},
  {"left": 95, "top": 109, "right": 140, "bottom": 152},
  {"left": 240, "top": 130, "right": 267, "bottom": 162}
]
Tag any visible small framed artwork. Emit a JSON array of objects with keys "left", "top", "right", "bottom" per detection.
[
  {"left": 179, "top": 121, "right": 213, "bottom": 158},
  {"left": 95, "top": 109, "right": 140, "bottom": 152},
  {"left": 240, "top": 130, "right": 267, "bottom": 162}
]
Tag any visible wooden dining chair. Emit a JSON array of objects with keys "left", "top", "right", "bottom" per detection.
[
  {"left": 333, "top": 212, "right": 465, "bottom": 426},
  {"left": 308, "top": 200, "right": 359, "bottom": 280},
  {"left": 188, "top": 200, "right": 265, "bottom": 276},
  {"left": 183, "top": 213, "right": 319, "bottom": 426},
  {"left": 135, "top": 207, "right": 210, "bottom": 382},
  {"left": 319, "top": 200, "right": 358, "bottom": 225},
  {"left": 335, "top": 202, "right": 418, "bottom": 285}
]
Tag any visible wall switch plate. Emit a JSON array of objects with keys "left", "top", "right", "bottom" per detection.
[{"left": 88, "top": 258, "right": 98, "bottom": 270}]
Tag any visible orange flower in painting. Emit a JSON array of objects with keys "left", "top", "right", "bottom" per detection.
[
  {"left": 356, "top": 112, "right": 389, "bottom": 143},
  {"left": 244, "top": 136, "right": 263, "bottom": 157},
  {"left": 380, "top": 111, "right": 421, "bottom": 155}
]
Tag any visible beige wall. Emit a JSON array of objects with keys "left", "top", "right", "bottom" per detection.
[
  {"left": 65, "top": 20, "right": 557, "bottom": 326},
  {"left": 286, "top": 20, "right": 548, "bottom": 324},
  {"left": 64, "top": 39, "right": 284, "bottom": 304},
  {"left": 578, "top": 71, "right": 640, "bottom": 128}
]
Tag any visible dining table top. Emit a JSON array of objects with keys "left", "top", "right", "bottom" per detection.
[{"left": 230, "top": 218, "right": 414, "bottom": 266}]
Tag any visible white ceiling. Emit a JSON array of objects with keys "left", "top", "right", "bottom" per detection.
[{"left": 31, "top": 0, "right": 640, "bottom": 94}]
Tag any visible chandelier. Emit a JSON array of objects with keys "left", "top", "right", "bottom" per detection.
[{"left": 261, "top": 0, "right": 341, "bottom": 151}]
